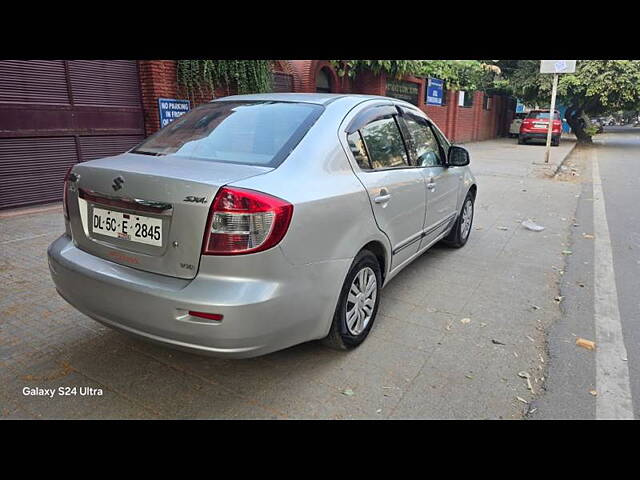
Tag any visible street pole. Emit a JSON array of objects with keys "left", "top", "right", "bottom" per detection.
[{"left": 544, "top": 73, "right": 559, "bottom": 163}]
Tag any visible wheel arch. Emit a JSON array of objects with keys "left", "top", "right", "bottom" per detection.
[
  {"left": 468, "top": 183, "right": 477, "bottom": 200},
  {"left": 360, "top": 240, "right": 388, "bottom": 284}
]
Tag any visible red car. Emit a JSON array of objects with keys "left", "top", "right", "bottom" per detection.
[{"left": 518, "top": 109, "right": 562, "bottom": 146}]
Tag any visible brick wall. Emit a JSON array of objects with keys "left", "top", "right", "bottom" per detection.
[
  {"left": 327, "top": 69, "right": 511, "bottom": 143},
  {"left": 417, "top": 79, "right": 510, "bottom": 144},
  {"left": 424, "top": 102, "right": 448, "bottom": 135},
  {"left": 453, "top": 93, "right": 477, "bottom": 143},
  {"left": 137, "top": 60, "right": 513, "bottom": 143},
  {"left": 138, "top": 60, "right": 241, "bottom": 137},
  {"left": 138, "top": 60, "right": 301, "bottom": 137},
  {"left": 138, "top": 60, "right": 178, "bottom": 137},
  {"left": 428, "top": 90, "right": 509, "bottom": 144},
  {"left": 292, "top": 60, "right": 351, "bottom": 93},
  {"left": 352, "top": 70, "right": 385, "bottom": 96}
]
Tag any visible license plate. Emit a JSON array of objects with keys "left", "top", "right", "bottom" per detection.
[
  {"left": 91, "top": 207, "right": 162, "bottom": 247},
  {"left": 534, "top": 123, "right": 547, "bottom": 129}
]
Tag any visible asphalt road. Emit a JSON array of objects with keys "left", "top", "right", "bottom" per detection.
[{"left": 534, "top": 125, "right": 640, "bottom": 419}]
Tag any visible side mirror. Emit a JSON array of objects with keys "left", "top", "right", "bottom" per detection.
[{"left": 448, "top": 145, "right": 470, "bottom": 167}]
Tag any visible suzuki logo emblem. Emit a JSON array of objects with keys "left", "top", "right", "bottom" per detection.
[{"left": 112, "top": 176, "right": 125, "bottom": 191}]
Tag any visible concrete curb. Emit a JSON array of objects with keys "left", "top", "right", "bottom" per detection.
[{"left": 550, "top": 140, "right": 579, "bottom": 177}]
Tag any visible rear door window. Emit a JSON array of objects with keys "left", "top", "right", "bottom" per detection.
[
  {"left": 359, "top": 117, "right": 409, "bottom": 169},
  {"left": 347, "top": 131, "right": 372, "bottom": 170}
]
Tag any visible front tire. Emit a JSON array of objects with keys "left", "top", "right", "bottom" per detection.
[
  {"left": 442, "top": 191, "right": 475, "bottom": 248},
  {"left": 323, "top": 250, "right": 382, "bottom": 350}
]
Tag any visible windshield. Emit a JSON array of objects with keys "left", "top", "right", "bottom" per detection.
[
  {"left": 132, "top": 101, "right": 324, "bottom": 167},
  {"left": 528, "top": 111, "right": 560, "bottom": 120}
]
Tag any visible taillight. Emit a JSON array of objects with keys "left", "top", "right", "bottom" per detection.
[
  {"left": 63, "top": 165, "right": 73, "bottom": 220},
  {"left": 202, "top": 187, "right": 293, "bottom": 255}
]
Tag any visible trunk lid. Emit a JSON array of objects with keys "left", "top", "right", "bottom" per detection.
[
  {"left": 526, "top": 118, "right": 549, "bottom": 130},
  {"left": 67, "top": 152, "right": 272, "bottom": 279}
]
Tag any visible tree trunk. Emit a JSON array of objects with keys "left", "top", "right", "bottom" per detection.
[{"left": 565, "top": 106, "right": 593, "bottom": 143}]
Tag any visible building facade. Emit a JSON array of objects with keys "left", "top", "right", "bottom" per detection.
[{"left": 0, "top": 60, "right": 514, "bottom": 209}]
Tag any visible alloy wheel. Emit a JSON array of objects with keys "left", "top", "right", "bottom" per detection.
[
  {"left": 345, "top": 267, "right": 377, "bottom": 336},
  {"left": 461, "top": 199, "right": 473, "bottom": 240}
]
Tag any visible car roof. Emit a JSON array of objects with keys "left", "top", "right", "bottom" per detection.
[
  {"left": 213, "top": 92, "right": 416, "bottom": 107},
  {"left": 210, "top": 93, "right": 435, "bottom": 129}
]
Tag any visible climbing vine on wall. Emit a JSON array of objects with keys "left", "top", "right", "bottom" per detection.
[
  {"left": 330, "top": 60, "right": 499, "bottom": 92},
  {"left": 176, "top": 60, "right": 273, "bottom": 100}
]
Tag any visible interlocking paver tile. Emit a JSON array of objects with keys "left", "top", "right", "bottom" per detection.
[{"left": 0, "top": 136, "right": 579, "bottom": 419}]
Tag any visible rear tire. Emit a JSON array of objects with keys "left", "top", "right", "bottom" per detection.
[
  {"left": 552, "top": 137, "right": 560, "bottom": 146},
  {"left": 322, "top": 250, "right": 382, "bottom": 351},
  {"left": 442, "top": 191, "right": 475, "bottom": 248},
  {"left": 518, "top": 135, "right": 526, "bottom": 145}
]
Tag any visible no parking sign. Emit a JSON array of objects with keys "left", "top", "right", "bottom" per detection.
[{"left": 158, "top": 98, "right": 191, "bottom": 128}]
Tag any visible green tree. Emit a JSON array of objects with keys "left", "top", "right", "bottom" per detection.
[{"left": 493, "top": 60, "right": 640, "bottom": 143}]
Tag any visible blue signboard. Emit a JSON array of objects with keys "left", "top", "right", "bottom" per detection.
[
  {"left": 515, "top": 100, "right": 525, "bottom": 113},
  {"left": 426, "top": 78, "right": 444, "bottom": 106},
  {"left": 556, "top": 104, "right": 571, "bottom": 133},
  {"left": 158, "top": 98, "right": 191, "bottom": 128}
]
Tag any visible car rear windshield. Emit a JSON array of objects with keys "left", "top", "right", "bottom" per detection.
[
  {"left": 527, "top": 111, "right": 560, "bottom": 120},
  {"left": 131, "top": 101, "right": 324, "bottom": 167}
]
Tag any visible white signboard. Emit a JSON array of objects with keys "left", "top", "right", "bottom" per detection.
[{"left": 540, "top": 60, "right": 576, "bottom": 74}]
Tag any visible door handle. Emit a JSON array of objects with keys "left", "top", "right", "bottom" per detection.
[
  {"left": 374, "top": 188, "right": 391, "bottom": 204},
  {"left": 426, "top": 178, "right": 436, "bottom": 191},
  {"left": 374, "top": 194, "right": 392, "bottom": 204}
]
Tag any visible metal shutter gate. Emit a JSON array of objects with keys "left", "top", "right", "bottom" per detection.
[{"left": 0, "top": 60, "right": 145, "bottom": 209}]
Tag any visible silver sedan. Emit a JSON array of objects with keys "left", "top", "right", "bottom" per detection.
[{"left": 48, "top": 93, "right": 477, "bottom": 358}]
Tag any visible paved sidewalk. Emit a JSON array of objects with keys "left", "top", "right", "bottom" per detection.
[
  {"left": 463, "top": 135, "right": 577, "bottom": 178},
  {"left": 0, "top": 137, "right": 581, "bottom": 419}
]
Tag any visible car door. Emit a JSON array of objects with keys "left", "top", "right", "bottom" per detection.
[
  {"left": 345, "top": 109, "right": 426, "bottom": 269},
  {"left": 399, "top": 113, "right": 461, "bottom": 248},
  {"left": 510, "top": 117, "right": 523, "bottom": 134}
]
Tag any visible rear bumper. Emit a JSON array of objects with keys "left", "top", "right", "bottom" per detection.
[
  {"left": 48, "top": 234, "right": 350, "bottom": 358},
  {"left": 520, "top": 132, "right": 561, "bottom": 141}
]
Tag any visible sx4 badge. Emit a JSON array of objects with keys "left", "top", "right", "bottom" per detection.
[{"left": 184, "top": 196, "right": 207, "bottom": 203}]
